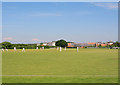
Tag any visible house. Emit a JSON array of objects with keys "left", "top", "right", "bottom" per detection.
[
  {"left": 96, "top": 42, "right": 102, "bottom": 47},
  {"left": 96, "top": 42, "right": 109, "bottom": 47},
  {"left": 42, "top": 42, "right": 48, "bottom": 46},
  {"left": 67, "top": 42, "right": 74, "bottom": 47},
  {"left": 107, "top": 41, "right": 113, "bottom": 46},
  {"left": 37, "top": 43, "right": 40, "bottom": 46},
  {"left": 87, "top": 42, "right": 96, "bottom": 46},
  {"left": 51, "top": 41, "right": 56, "bottom": 46},
  {"left": 74, "top": 43, "right": 89, "bottom": 47},
  {"left": 48, "top": 41, "right": 56, "bottom": 46},
  {"left": 101, "top": 43, "right": 107, "bottom": 47}
]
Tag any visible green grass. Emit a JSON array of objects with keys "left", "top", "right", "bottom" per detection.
[{"left": 2, "top": 48, "right": 118, "bottom": 83}]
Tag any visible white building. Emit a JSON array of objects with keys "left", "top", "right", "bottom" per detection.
[
  {"left": 51, "top": 41, "right": 56, "bottom": 46},
  {"left": 37, "top": 43, "right": 40, "bottom": 46},
  {"left": 48, "top": 41, "right": 56, "bottom": 46},
  {"left": 43, "top": 42, "right": 48, "bottom": 46}
]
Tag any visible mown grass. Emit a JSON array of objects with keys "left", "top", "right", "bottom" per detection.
[{"left": 2, "top": 48, "right": 118, "bottom": 83}]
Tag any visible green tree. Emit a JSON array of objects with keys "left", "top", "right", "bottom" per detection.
[
  {"left": 55, "top": 40, "right": 67, "bottom": 47},
  {"left": 111, "top": 41, "right": 120, "bottom": 47},
  {"left": 2, "top": 42, "right": 12, "bottom": 49},
  {"left": 98, "top": 44, "right": 101, "bottom": 48},
  {"left": 115, "top": 41, "right": 120, "bottom": 47},
  {"left": 40, "top": 43, "right": 43, "bottom": 45}
]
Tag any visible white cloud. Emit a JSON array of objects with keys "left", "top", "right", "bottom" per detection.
[
  {"left": 3, "top": 37, "right": 13, "bottom": 41},
  {"left": 32, "top": 38, "right": 44, "bottom": 42},
  {"left": 92, "top": 3, "right": 118, "bottom": 9},
  {"left": 32, "top": 38, "right": 40, "bottom": 41}
]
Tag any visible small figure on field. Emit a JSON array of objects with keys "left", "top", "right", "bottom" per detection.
[
  {"left": 6, "top": 48, "right": 8, "bottom": 51},
  {"left": 2, "top": 48, "right": 4, "bottom": 51},
  {"left": 77, "top": 47, "right": 79, "bottom": 52},
  {"left": 36, "top": 47, "right": 38, "bottom": 50},
  {"left": 42, "top": 47, "right": 44, "bottom": 50},
  {"left": 57, "top": 47, "right": 59, "bottom": 50},
  {"left": 60, "top": 47, "right": 62, "bottom": 52},
  {"left": 65, "top": 47, "right": 66, "bottom": 51},
  {"left": 14, "top": 47, "right": 16, "bottom": 51},
  {"left": 22, "top": 48, "right": 25, "bottom": 52}
]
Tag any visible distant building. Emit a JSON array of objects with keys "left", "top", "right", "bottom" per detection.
[
  {"left": 42, "top": 42, "right": 48, "bottom": 46},
  {"left": 87, "top": 42, "right": 96, "bottom": 46},
  {"left": 96, "top": 41, "right": 113, "bottom": 47},
  {"left": 74, "top": 43, "right": 89, "bottom": 47},
  {"left": 51, "top": 41, "right": 56, "bottom": 46},
  {"left": 67, "top": 42, "right": 74, "bottom": 47},
  {"left": 107, "top": 41, "right": 114, "bottom": 46},
  {"left": 48, "top": 41, "right": 56, "bottom": 46},
  {"left": 96, "top": 42, "right": 102, "bottom": 47},
  {"left": 108, "top": 43, "right": 113, "bottom": 45},
  {"left": 37, "top": 43, "right": 40, "bottom": 46},
  {"left": 101, "top": 43, "right": 107, "bottom": 47}
]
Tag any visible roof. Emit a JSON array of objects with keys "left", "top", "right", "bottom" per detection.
[{"left": 88, "top": 43, "right": 96, "bottom": 45}]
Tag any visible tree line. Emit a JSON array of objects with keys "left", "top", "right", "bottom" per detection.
[
  {"left": 0, "top": 42, "right": 37, "bottom": 49},
  {"left": 0, "top": 40, "right": 120, "bottom": 49},
  {"left": 0, "top": 41, "right": 66, "bottom": 49}
]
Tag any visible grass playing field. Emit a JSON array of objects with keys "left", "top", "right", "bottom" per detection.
[{"left": 2, "top": 48, "right": 118, "bottom": 83}]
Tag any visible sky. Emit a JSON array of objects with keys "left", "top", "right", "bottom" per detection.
[{"left": 2, "top": 2, "right": 118, "bottom": 43}]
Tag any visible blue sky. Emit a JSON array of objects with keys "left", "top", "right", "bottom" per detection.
[{"left": 2, "top": 2, "right": 118, "bottom": 43}]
